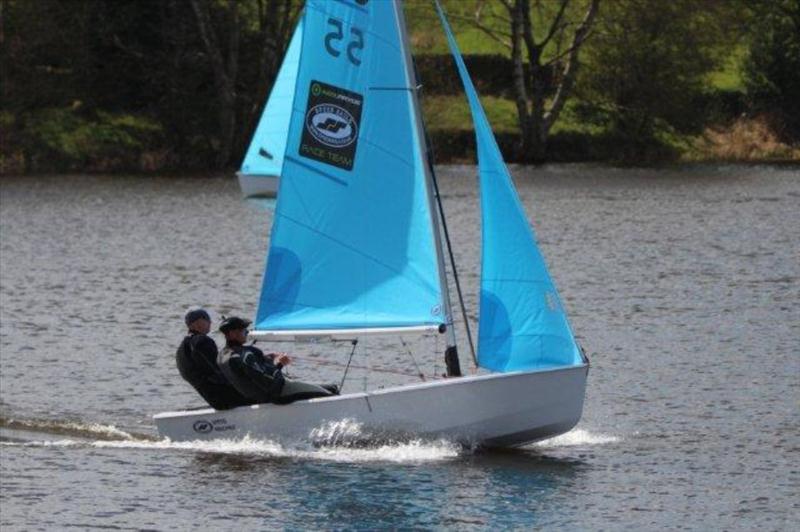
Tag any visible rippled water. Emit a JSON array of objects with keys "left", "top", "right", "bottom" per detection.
[{"left": 1, "top": 165, "right": 798, "bottom": 529}]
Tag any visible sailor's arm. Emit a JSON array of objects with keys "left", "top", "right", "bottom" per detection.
[{"left": 240, "top": 351, "right": 286, "bottom": 392}]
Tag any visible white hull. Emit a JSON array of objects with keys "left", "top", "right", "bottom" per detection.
[
  {"left": 237, "top": 173, "right": 279, "bottom": 198},
  {"left": 154, "top": 364, "right": 588, "bottom": 448}
]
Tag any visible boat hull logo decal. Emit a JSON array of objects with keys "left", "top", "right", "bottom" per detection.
[
  {"left": 192, "top": 420, "right": 213, "bottom": 433},
  {"left": 300, "top": 80, "right": 363, "bottom": 171}
]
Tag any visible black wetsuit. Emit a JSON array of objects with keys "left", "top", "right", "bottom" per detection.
[
  {"left": 218, "top": 343, "right": 335, "bottom": 404},
  {"left": 176, "top": 332, "right": 252, "bottom": 409},
  {"left": 217, "top": 344, "right": 285, "bottom": 403}
]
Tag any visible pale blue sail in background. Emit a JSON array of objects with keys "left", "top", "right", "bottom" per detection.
[
  {"left": 435, "top": 1, "right": 582, "bottom": 371},
  {"left": 256, "top": 0, "right": 445, "bottom": 332},
  {"left": 240, "top": 18, "right": 303, "bottom": 178}
]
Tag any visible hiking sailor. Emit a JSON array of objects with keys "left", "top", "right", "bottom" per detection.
[
  {"left": 216, "top": 316, "right": 338, "bottom": 404},
  {"left": 176, "top": 309, "right": 253, "bottom": 410}
]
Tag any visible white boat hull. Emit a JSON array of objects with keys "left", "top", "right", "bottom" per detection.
[
  {"left": 154, "top": 364, "right": 588, "bottom": 448},
  {"left": 237, "top": 173, "right": 279, "bottom": 198}
]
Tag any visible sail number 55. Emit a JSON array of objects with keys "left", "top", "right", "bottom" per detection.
[{"left": 325, "top": 18, "right": 364, "bottom": 66}]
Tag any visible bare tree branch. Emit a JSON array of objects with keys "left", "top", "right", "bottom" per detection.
[
  {"left": 520, "top": 0, "right": 539, "bottom": 66},
  {"left": 542, "top": 26, "right": 597, "bottom": 66},
  {"left": 544, "top": 0, "right": 599, "bottom": 130},
  {"left": 446, "top": 12, "right": 512, "bottom": 49},
  {"left": 190, "top": 0, "right": 238, "bottom": 167},
  {"left": 539, "top": 0, "right": 570, "bottom": 48},
  {"left": 190, "top": 0, "right": 226, "bottom": 80},
  {"left": 226, "top": 0, "right": 239, "bottom": 87},
  {"left": 510, "top": 0, "right": 531, "bottom": 132}
]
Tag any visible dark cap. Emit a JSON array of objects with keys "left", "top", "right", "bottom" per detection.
[
  {"left": 219, "top": 316, "right": 252, "bottom": 333},
  {"left": 184, "top": 308, "right": 211, "bottom": 326}
]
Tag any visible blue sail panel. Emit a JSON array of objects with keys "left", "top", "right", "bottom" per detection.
[
  {"left": 256, "top": 0, "right": 445, "bottom": 332},
  {"left": 240, "top": 18, "right": 303, "bottom": 177},
  {"left": 436, "top": 2, "right": 582, "bottom": 371}
]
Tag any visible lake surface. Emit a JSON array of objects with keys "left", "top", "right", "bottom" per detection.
[{"left": 1, "top": 165, "right": 798, "bottom": 530}]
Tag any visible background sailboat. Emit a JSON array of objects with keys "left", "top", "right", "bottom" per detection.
[
  {"left": 156, "top": 0, "right": 588, "bottom": 447},
  {"left": 237, "top": 18, "right": 303, "bottom": 198}
]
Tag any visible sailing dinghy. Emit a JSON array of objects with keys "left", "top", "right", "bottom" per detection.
[
  {"left": 237, "top": 18, "right": 303, "bottom": 197},
  {"left": 156, "top": 0, "right": 588, "bottom": 447}
]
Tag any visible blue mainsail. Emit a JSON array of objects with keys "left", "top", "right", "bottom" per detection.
[
  {"left": 255, "top": 0, "right": 445, "bottom": 332},
  {"left": 240, "top": 18, "right": 303, "bottom": 178},
  {"left": 435, "top": 2, "right": 582, "bottom": 371}
]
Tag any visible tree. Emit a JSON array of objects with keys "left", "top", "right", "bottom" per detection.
[
  {"left": 744, "top": 0, "right": 800, "bottom": 140},
  {"left": 1, "top": 0, "right": 301, "bottom": 172},
  {"left": 453, "top": 0, "right": 599, "bottom": 161},
  {"left": 190, "top": 0, "right": 299, "bottom": 169},
  {"left": 190, "top": 0, "right": 240, "bottom": 169},
  {"left": 244, "top": 0, "right": 298, "bottom": 157},
  {"left": 575, "top": 0, "right": 734, "bottom": 156}
]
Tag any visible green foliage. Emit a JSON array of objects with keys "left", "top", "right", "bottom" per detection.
[
  {"left": 1, "top": 0, "right": 793, "bottom": 170},
  {"left": 708, "top": 45, "right": 747, "bottom": 92},
  {"left": 416, "top": 54, "right": 530, "bottom": 97},
  {"left": 576, "top": 0, "right": 737, "bottom": 149},
  {"left": 423, "top": 95, "right": 519, "bottom": 133},
  {"left": 22, "top": 107, "right": 162, "bottom": 171},
  {"left": 0, "top": 111, "right": 14, "bottom": 129},
  {"left": 744, "top": 0, "right": 800, "bottom": 140},
  {"left": 406, "top": 0, "right": 509, "bottom": 54}
]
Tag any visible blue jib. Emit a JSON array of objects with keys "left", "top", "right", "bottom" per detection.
[{"left": 435, "top": 0, "right": 582, "bottom": 371}]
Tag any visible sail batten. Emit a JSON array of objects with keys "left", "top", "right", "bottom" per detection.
[
  {"left": 435, "top": 1, "right": 582, "bottom": 372},
  {"left": 255, "top": 0, "right": 447, "bottom": 333}
]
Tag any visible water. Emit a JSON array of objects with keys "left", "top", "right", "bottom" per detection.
[{"left": 1, "top": 165, "right": 798, "bottom": 529}]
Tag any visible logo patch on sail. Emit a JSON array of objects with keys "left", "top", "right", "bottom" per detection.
[
  {"left": 306, "top": 105, "right": 357, "bottom": 148},
  {"left": 300, "top": 80, "right": 363, "bottom": 170}
]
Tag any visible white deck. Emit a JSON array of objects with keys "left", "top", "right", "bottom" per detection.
[{"left": 154, "top": 364, "right": 588, "bottom": 448}]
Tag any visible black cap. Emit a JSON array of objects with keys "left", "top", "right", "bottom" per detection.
[
  {"left": 219, "top": 316, "right": 252, "bottom": 333},
  {"left": 184, "top": 308, "right": 211, "bottom": 326}
]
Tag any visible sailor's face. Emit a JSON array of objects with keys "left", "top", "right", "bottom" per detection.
[
  {"left": 230, "top": 328, "right": 247, "bottom": 343},
  {"left": 192, "top": 318, "right": 211, "bottom": 334}
]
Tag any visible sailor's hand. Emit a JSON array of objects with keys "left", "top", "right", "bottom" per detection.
[{"left": 274, "top": 353, "right": 291, "bottom": 366}]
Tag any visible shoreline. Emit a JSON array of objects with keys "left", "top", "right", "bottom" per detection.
[{"left": 2, "top": 159, "right": 798, "bottom": 180}]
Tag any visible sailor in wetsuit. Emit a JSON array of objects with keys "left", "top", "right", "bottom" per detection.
[
  {"left": 176, "top": 309, "right": 253, "bottom": 410},
  {"left": 216, "top": 316, "right": 338, "bottom": 405}
]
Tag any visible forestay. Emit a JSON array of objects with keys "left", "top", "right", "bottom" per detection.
[
  {"left": 435, "top": 2, "right": 582, "bottom": 371},
  {"left": 255, "top": 0, "right": 446, "bottom": 335},
  {"left": 240, "top": 18, "right": 303, "bottom": 178}
]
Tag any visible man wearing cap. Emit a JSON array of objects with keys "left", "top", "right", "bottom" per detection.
[
  {"left": 217, "top": 316, "right": 338, "bottom": 405},
  {"left": 176, "top": 309, "right": 253, "bottom": 410}
]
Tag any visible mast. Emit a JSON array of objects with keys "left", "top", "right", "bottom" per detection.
[{"left": 393, "top": 0, "right": 462, "bottom": 377}]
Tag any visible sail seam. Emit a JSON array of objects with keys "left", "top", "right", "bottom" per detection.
[
  {"left": 361, "top": 139, "right": 414, "bottom": 168},
  {"left": 285, "top": 155, "right": 348, "bottom": 186}
]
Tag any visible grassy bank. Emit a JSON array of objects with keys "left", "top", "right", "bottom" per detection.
[{"left": 422, "top": 94, "right": 798, "bottom": 165}]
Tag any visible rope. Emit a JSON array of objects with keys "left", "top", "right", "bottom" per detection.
[
  {"left": 423, "top": 116, "right": 478, "bottom": 368},
  {"left": 339, "top": 339, "right": 358, "bottom": 391},
  {"left": 289, "top": 351, "right": 429, "bottom": 380},
  {"left": 399, "top": 336, "right": 426, "bottom": 381}
]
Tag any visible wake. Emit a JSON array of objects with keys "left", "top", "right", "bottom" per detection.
[{"left": 1, "top": 415, "right": 617, "bottom": 463}]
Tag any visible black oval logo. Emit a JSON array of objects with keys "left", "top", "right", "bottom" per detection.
[
  {"left": 306, "top": 103, "right": 358, "bottom": 148},
  {"left": 193, "top": 420, "right": 213, "bottom": 433}
]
